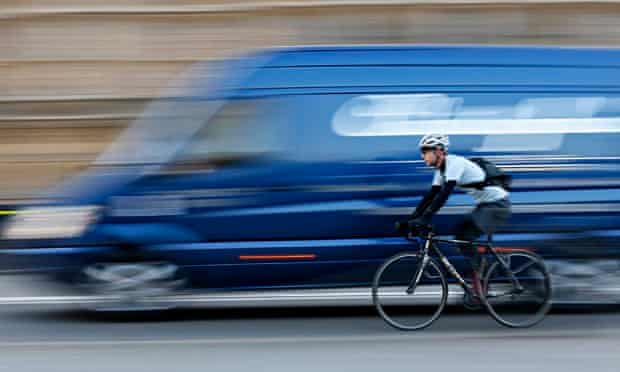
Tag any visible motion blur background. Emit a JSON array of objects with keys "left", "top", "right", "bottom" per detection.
[
  {"left": 2, "top": 2, "right": 620, "bottom": 372},
  {"left": 3, "top": 0, "right": 620, "bottom": 203}
]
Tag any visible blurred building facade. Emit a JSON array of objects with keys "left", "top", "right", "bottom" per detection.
[{"left": 2, "top": 0, "right": 620, "bottom": 200}]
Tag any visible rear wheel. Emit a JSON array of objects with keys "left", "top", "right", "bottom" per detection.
[
  {"left": 373, "top": 252, "right": 447, "bottom": 331},
  {"left": 482, "top": 252, "right": 552, "bottom": 328}
]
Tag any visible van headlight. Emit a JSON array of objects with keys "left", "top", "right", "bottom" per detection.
[{"left": 2, "top": 206, "right": 101, "bottom": 240}]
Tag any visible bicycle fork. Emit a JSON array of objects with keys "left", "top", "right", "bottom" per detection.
[{"left": 406, "top": 238, "right": 430, "bottom": 295}]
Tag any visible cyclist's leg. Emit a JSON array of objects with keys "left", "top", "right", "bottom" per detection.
[
  {"left": 455, "top": 213, "right": 483, "bottom": 270},
  {"left": 456, "top": 214, "right": 484, "bottom": 302},
  {"left": 469, "top": 200, "right": 512, "bottom": 268},
  {"left": 471, "top": 199, "right": 511, "bottom": 239},
  {"left": 458, "top": 200, "right": 511, "bottom": 306}
]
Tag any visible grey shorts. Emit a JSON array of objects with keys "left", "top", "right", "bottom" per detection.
[
  {"left": 471, "top": 198, "right": 512, "bottom": 235},
  {"left": 456, "top": 198, "right": 512, "bottom": 246},
  {"left": 455, "top": 198, "right": 511, "bottom": 260}
]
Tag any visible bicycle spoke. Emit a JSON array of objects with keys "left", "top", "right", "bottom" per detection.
[
  {"left": 493, "top": 253, "right": 511, "bottom": 268},
  {"left": 513, "top": 260, "right": 536, "bottom": 275}
]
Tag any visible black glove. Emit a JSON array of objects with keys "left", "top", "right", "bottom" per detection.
[
  {"left": 396, "top": 215, "right": 432, "bottom": 236},
  {"left": 410, "top": 213, "right": 432, "bottom": 227}
]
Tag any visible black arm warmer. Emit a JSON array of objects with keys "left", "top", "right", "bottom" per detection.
[
  {"left": 412, "top": 185, "right": 441, "bottom": 218},
  {"left": 421, "top": 181, "right": 457, "bottom": 217}
]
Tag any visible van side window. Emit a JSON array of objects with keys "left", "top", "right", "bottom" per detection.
[
  {"left": 308, "top": 92, "right": 620, "bottom": 159},
  {"left": 174, "top": 98, "right": 288, "bottom": 168}
]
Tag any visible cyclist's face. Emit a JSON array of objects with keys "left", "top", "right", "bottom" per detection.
[{"left": 421, "top": 148, "right": 444, "bottom": 167}]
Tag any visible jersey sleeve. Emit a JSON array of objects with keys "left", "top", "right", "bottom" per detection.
[{"left": 443, "top": 156, "right": 465, "bottom": 183}]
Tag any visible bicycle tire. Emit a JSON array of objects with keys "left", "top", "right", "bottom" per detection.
[
  {"left": 482, "top": 251, "right": 552, "bottom": 328},
  {"left": 372, "top": 252, "right": 448, "bottom": 331}
]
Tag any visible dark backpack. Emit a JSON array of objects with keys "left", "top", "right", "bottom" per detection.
[{"left": 463, "top": 157, "right": 512, "bottom": 191}]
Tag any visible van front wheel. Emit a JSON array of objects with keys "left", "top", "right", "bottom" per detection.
[{"left": 75, "top": 261, "right": 186, "bottom": 311}]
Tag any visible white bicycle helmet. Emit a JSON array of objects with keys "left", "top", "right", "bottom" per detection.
[{"left": 418, "top": 134, "right": 449, "bottom": 151}]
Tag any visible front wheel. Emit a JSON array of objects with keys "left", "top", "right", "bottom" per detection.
[
  {"left": 76, "top": 260, "right": 187, "bottom": 311},
  {"left": 482, "top": 252, "right": 552, "bottom": 328},
  {"left": 372, "top": 252, "right": 447, "bottom": 331}
]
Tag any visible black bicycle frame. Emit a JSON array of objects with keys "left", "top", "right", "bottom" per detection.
[{"left": 406, "top": 230, "right": 524, "bottom": 295}]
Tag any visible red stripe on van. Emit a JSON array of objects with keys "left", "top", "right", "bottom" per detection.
[{"left": 238, "top": 254, "right": 317, "bottom": 261}]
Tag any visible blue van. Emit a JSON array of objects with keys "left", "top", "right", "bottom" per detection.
[{"left": 2, "top": 45, "right": 620, "bottom": 308}]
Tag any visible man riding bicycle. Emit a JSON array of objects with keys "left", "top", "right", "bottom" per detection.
[{"left": 397, "top": 134, "right": 512, "bottom": 302}]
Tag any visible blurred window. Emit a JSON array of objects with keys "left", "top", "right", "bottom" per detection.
[
  {"left": 174, "top": 98, "right": 290, "bottom": 168},
  {"left": 292, "top": 92, "right": 620, "bottom": 161}
]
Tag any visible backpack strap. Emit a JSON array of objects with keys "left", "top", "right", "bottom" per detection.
[{"left": 460, "top": 180, "right": 487, "bottom": 190}]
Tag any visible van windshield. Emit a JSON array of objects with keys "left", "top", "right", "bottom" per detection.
[
  {"left": 95, "top": 97, "right": 220, "bottom": 165},
  {"left": 169, "top": 97, "right": 289, "bottom": 170},
  {"left": 95, "top": 57, "right": 268, "bottom": 166}
]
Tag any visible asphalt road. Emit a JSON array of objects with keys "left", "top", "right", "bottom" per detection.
[
  {"left": 0, "top": 303, "right": 618, "bottom": 372},
  {"left": 0, "top": 275, "right": 618, "bottom": 372}
]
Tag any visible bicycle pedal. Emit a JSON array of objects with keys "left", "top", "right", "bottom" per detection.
[{"left": 463, "top": 293, "right": 483, "bottom": 311}]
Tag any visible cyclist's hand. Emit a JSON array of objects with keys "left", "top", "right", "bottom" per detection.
[
  {"left": 396, "top": 218, "right": 430, "bottom": 236},
  {"left": 409, "top": 215, "right": 431, "bottom": 228}
]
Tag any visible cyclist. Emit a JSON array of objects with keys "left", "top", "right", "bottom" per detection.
[{"left": 397, "top": 134, "right": 511, "bottom": 302}]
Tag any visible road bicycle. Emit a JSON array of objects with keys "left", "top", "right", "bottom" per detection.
[{"left": 372, "top": 224, "right": 552, "bottom": 330}]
